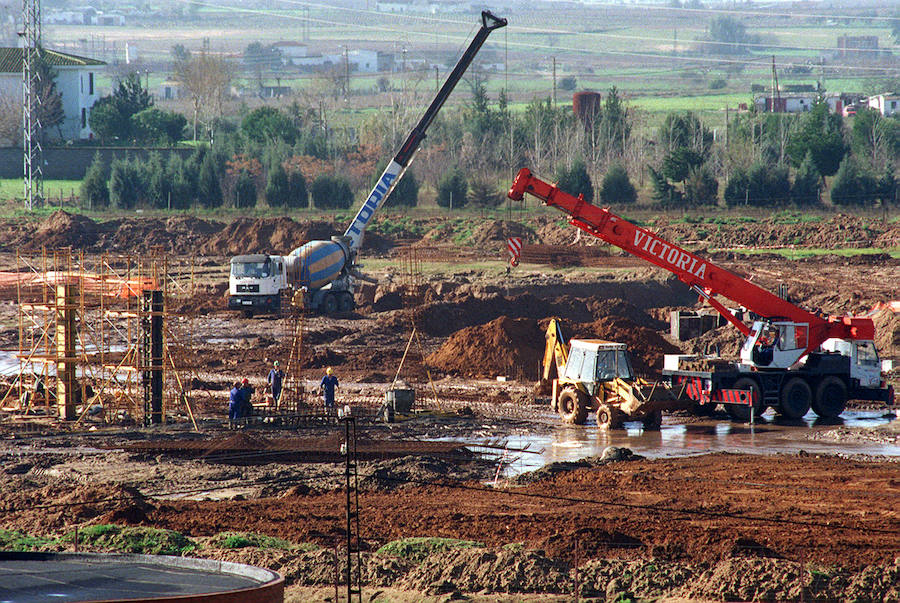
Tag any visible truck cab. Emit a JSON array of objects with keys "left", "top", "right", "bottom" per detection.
[
  {"left": 228, "top": 254, "right": 286, "bottom": 316},
  {"left": 821, "top": 337, "right": 884, "bottom": 389}
]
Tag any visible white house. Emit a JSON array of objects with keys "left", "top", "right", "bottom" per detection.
[
  {"left": 349, "top": 49, "right": 379, "bottom": 73},
  {"left": 272, "top": 41, "right": 308, "bottom": 66},
  {"left": 0, "top": 47, "right": 105, "bottom": 141},
  {"left": 866, "top": 94, "right": 900, "bottom": 117}
]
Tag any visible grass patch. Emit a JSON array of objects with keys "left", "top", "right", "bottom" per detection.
[
  {"left": 721, "top": 247, "right": 900, "bottom": 259},
  {"left": 208, "top": 531, "right": 300, "bottom": 550},
  {"left": 0, "top": 529, "right": 54, "bottom": 551},
  {"left": 501, "top": 542, "right": 525, "bottom": 552},
  {"left": 63, "top": 525, "right": 196, "bottom": 555},
  {"left": 375, "top": 537, "right": 485, "bottom": 563}
]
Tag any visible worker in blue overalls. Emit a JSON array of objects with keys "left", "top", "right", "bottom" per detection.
[{"left": 320, "top": 367, "right": 339, "bottom": 412}]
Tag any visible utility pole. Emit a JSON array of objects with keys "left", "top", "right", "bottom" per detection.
[
  {"left": 344, "top": 46, "right": 350, "bottom": 100},
  {"left": 552, "top": 56, "right": 557, "bottom": 106},
  {"left": 22, "top": 0, "right": 43, "bottom": 211},
  {"left": 771, "top": 55, "right": 780, "bottom": 113},
  {"left": 434, "top": 65, "right": 439, "bottom": 93}
]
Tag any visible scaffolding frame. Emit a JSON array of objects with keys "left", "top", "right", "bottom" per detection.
[{"left": 4, "top": 248, "right": 201, "bottom": 427}]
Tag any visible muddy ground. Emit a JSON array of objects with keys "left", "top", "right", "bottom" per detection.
[{"left": 0, "top": 211, "right": 898, "bottom": 600}]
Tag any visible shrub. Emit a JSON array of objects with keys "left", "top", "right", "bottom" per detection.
[
  {"left": 311, "top": 173, "right": 353, "bottom": 209},
  {"left": 791, "top": 150, "right": 821, "bottom": 206},
  {"left": 233, "top": 170, "right": 257, "bottom": 208},
  {"left": 196, "top": 153, "right": 223, "bottom": 209},
  {"left": 724, "top": 168, "right": 749, "bottom": 207},
  {"left": 80, "top": 152, "right": 109, "bottom": 209},
  {"left": 684, "top": 164, "right": 718, "bottom": 206},
  {"left": 467, "top": 176, "right": 503, "bottom": 207},
  {"left": 265, "top": 163, "right": 290, "bottom": 208},
  {"left": 830, "top": 156, "right": 878, "bottom": 206},
  {"left": 109, "top": 158, "right": 145, "bottom": 209},
  {"left": 436, "top": 168, "right": 468, "bottom": 208},
  {"left": 555, "top": 159, "right": 594, "bottom": 203},
  {"left": 600, "top": 164, "right": 637, "bottom": 205},
  {"left": 64, "top": 525, "right": 196, "bottom": 556},
  {"left": 286, "top": 170, "right": 309, "bottom": 208}
]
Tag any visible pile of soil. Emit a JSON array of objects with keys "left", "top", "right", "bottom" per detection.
[
  {"left": 873, "top": 306, "right": 900, "bottom": 356},
  {"left": 426, "top": 317, "right": 544, "bottom": 379},
  {"left": 29, "top": 210, "right": 99, "bottom": 248},
  {"left": 199, "top": 218, "right": 338, "bottom": 256},
  {"left": 685, "top": 324, "right": 746, "bottom": 358},
  {"left": 466, "top": 220, "right": 536, "bottom": 249},
  {"left": 656, "top": 214, "right": 898, "bottom": 249},
  {"left": 573, "top": 315, "right": 682, "bottom": 375}
]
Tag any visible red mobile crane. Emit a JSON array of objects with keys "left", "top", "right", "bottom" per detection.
[{"left": 508, "top": 168, "right": 893, "bottom": 420}]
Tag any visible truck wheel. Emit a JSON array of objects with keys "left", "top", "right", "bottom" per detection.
[
  {"left": 337, "top": 292, "right": 355, "bottom": 313},
  {"left": 322, "top": 293, "right": 338, "bottom": 314},
  {"left": 813, "top": 376, "right": 847, "bottom": 418},
  {"left": 243, "top": 309, "right": 254, "bottom": 319},
  {"left": 726, "top": 377, "right": 765, "bottom": 422},
  {"left": 596, "top": 404, "right": 625, "bottom": 430},
  {"left": 779, "top": 377, "right": 812, "bottom": 420},
  {"left": 558, "top": 388, "right": 588, "bottom": 425},
  {"left": 642, "top": 409, "right": 663, "bottom": 431}
]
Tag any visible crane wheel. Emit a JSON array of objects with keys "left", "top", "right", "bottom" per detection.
[
  {"left": 726, "top": 377, "right": 765, "bottom": 422},
  {"left": 813, "top": 376, "right": 847, "bottom": 418},
  {"left": 691, "top": 402, "right": 718, "bottom": 417},
  {"left": 779, "top": 378, "right": 812, "bottom": 420},
  {"left": 558, "top": 388, "right": 588, "bottom": 425}
]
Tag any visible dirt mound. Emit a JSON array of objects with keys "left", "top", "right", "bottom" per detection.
[
  {"left": 399, "top": 548, "right": 570, "bottom": 595},
  {"left": 873, "top": 306, "right": 900, "bottom": 356},
  {"left": 397, "top": 293, "right": 597, "bottom": 338},
  {"left": 686, "top": 324, "right": 746, "bottom": 358},
  {"left": 200, "top": 217, "right": 333, "bottom": 256},
  {"left": 466, "top": 220, "right": 535, "bottom": 249},
  {"left": 574, "top": 315, "right": 681, "bottom": 375},
  {"left": 426, "top": 317, "right": 544, "bottom": 378},
  {"left": 360, "top": 456, "right": 491, "bottom": 491},
  {"left": 30, "top": 210, "right": 99, "bottom": 249},
  {"left": 0, "top": 480, "right": 151, "bottom": 532}
]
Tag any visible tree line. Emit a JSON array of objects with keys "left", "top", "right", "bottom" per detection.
[{"left": 80, "top": 70, "right": 900, "bottom": 211}]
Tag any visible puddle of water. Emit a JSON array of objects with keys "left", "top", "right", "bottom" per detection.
[{"left": 490, "top": 410, "right": 899, "bottom": 476}]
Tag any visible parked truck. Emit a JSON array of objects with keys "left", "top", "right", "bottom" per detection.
[
  {"left": 229, "top": 11, "right": 507, "bottom": 316},
  {"left": 509, "top": 168, "right": 894, "bottom": 421}
]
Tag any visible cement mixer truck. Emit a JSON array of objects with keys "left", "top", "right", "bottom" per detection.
[{"left": 228, "top": 11, "right": 507, "bottom": 316}]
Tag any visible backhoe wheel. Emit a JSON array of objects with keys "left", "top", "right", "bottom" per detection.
[
  {"left": 596, "top": 404, "right": 625, "bottom": 430},
  {"left": 558, "top": 388, "right": 588, "bottom": 425},
  {"left": 813, "top": 376, "right": 847, "bottom": 418},
  {"left": 779, "top": 377, "right": 812, "bottom": 420},
  {"left": 726, "top": 377, "right": 765, "bottom": 422},
  {"left": 642, "top": 409, "right": 663, "bottom": 431}
]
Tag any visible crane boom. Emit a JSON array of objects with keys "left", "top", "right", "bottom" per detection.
[
  {"left": 344, "top": 10, "right": 507, "bottom": 252},
  {"left": 507, "top": 168, "right": 875, "bottom": 356}
]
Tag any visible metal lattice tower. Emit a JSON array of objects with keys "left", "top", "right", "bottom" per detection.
[{"left": 22, "top": 0, "right": 42, "bottom": 211}]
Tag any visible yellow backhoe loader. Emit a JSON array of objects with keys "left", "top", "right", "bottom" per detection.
[{"left": 541, "top": 318, "right": 682, "bottom": 429}]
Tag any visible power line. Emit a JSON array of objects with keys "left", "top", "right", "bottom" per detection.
[{"left": 173, "top": 0, "right": 900, "bottom": 75}]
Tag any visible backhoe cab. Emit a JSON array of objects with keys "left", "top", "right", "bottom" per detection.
[{"left": 542, "top": 318, "right": 679, "bottom": 429}]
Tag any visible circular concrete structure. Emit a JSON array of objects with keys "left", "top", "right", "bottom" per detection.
[{"left": 0, "top": 552, "right": 284, "bottom": 603}]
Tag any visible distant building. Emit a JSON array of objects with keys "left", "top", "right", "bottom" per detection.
[
  {"left": 0, "top": 47, "right": 105, "bottom": 140},
  {"left": 272, "top": 41, "right": 308, "bottom": 66},
  {"left": 866, "top": 94, "right": 900, "bottom": 117},
  {"left": 753, "top": 93, "right": 844, "bottom": 114},
  {"left": 836, "top": 35, "right": 879, "bottom": 59},
  {"left": 258, "top": 84, "right": 293, "bottom": 98},
  {"left": 158, "top": 79, "right": 184, "bottom": 100}
]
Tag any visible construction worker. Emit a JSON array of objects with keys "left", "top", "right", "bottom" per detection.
[
  {"left": 239, "top": 378, "right": 254, "bottom": 419},
  {"left": 228, "top": 381, "right": 242, "bottom": 428},
  {"left": 320, "top": 367, "right": 338, "bottom": 412},
  {"left": 267, "top": 361, "right": 284, "bottom": 405}
]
